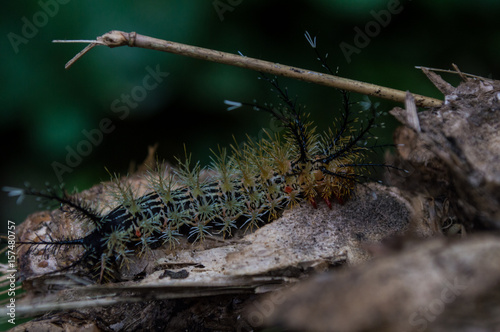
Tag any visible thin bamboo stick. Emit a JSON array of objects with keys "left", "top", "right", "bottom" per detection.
[{"left": 53, "top": 30, "right": 442, "bottom": 108}]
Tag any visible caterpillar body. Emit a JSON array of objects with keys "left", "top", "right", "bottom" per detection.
[{"left": 7, "top": 75, "right": 393, "bottom": 283}]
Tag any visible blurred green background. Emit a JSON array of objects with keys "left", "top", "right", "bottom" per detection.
[
  {"left": 1, "top": 0, "right": 500, "bottom": 328},
  {"left": 1, "top": 0, "right": 500, "bottom": 263}
]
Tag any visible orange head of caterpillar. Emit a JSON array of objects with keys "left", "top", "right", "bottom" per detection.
[
  {"left": 285, "top": 158, "right": 342, "bottom": 209},
  {"left": 290, "top": 156, "right": 357, "bottom": 208},
  {"left": 314, "top": 157, "right": 356, "bottom": 206}
]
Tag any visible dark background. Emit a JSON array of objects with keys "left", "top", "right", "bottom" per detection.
[{"left": 1, "top": 0, "right": 499, "bottom": 232}]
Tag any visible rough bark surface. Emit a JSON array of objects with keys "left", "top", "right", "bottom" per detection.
[{"left": 389, "top": 74, "right": 500, "bottom": 230}]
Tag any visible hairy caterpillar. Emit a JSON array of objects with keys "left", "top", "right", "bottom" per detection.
[{"left": 6, "top": 51, "right": 397, "bottom": 284}]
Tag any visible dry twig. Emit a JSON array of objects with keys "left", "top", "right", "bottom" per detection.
[{"left": 53, "top": 30, "right": 442, "bottom": 108}]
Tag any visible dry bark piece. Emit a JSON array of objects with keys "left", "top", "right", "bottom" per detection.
[
  {"left": 389, "top": 75, "right": 500, "bottom": 230},
  {"left": 265, "top": 233, "right": 500, "bottom": 332}
]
